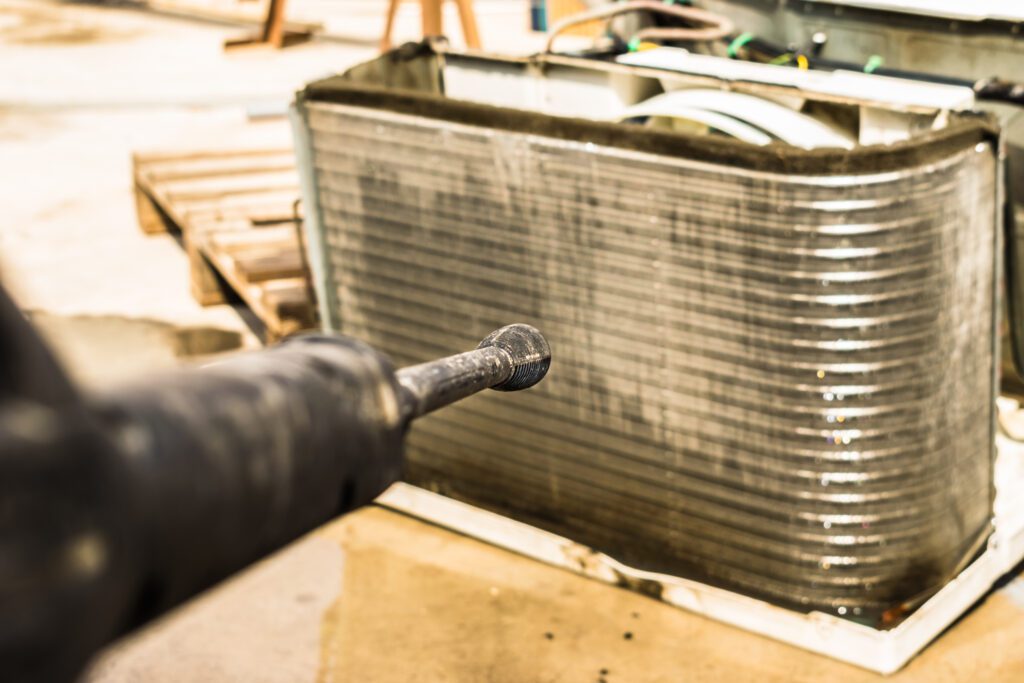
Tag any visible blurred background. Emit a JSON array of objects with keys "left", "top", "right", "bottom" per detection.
[{"left": 2, "top": 2, "right": 1023, "bottom": 682}]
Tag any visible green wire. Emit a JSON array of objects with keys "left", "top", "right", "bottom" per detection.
[
  {"left": 726, "top": 32, "right": 756, "bottom": 59},
  {"left": 768, "top": 53, "right": 793, "bottom": 66},
  {"left": 864, "top": 55, "right": 884, "bottom": 74},
  {"left": 627, "top": 36, "right": 641, "bottom": 53}
]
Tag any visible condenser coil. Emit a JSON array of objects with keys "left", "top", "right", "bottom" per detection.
[{"left": 292, "top": 44, "right": 1017, "bottom": 672}]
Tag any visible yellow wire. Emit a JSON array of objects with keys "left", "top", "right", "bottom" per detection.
[{"left": 796, "top": 55, "right": 809, "bottom": 71}]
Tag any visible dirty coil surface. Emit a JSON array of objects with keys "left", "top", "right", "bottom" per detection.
[{"left": 305, "top": 103, "right": 996, "bottom": 621}]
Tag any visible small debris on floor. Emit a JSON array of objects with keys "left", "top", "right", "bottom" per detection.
[{"left": 623, "top": 631, "right": 633, "bottom": 640}]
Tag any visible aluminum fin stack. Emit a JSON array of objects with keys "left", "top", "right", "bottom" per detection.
[{"left": 294, "top": 51, "right": 999, "bottom": 625}]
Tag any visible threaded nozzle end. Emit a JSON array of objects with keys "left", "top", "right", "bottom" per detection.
[{"left": 477, "top": 324, "right": 551, "bottom": 391}]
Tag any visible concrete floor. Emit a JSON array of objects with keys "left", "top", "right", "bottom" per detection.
[
  {"left": 83, "top": 509, "right": 1024, "bottom": 683},
  {"left": 2, "top": 2, "right": 1022, "bottom": 681}
]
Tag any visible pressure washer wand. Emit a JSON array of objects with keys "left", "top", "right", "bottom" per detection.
[
  {"left": 396, "top": 324, "right": 551, "bottom": 421},
  {"left": 0, "top": 275, "right": 551, "bottom": 683}
]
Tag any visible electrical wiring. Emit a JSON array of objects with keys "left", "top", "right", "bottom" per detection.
[
  {"left": 545, "top": 4, "right": 1024, "bottom": 106},
  {"left": 719, "top": 33, "right": 1024, "bottom": 106},
  {"left": 543, "top": 0, "right": 734, "bottom": 53}
]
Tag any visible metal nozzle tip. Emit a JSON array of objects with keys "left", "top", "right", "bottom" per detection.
[{"left": 477, "top": 324, "right": 551, "bottom": 391}]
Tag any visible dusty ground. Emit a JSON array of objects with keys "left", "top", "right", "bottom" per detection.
[
  {"left": 1, "top": 2, "right": 1022, "bottom": 682},
  {"left": 82, "top": 508, "right": 1024, "bottom": 683}
]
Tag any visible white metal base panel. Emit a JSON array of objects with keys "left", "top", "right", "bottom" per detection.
[{"left": 378, "top": 397, "right": 1024, "bottom": 674}]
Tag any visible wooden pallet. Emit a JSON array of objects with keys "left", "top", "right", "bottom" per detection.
[{"left": 133, "top": 148, "right": 317, "bottom": 341}]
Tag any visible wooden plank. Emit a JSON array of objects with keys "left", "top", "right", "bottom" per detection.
[
  {"left": 133, "top": 147, "right": 292, "bottom": 166},
  {"left": 159, "top": 171, "right": 299, "bottom": 201},
  {"left": 186, "top": 215, "right": 258, "bottom": 235},
  {"left": 260, "top": 279, "right": 317, "bottom": 340},
  {"left": 165, "top": 189, "right": 301, "bottom": 232},
  {"left": 421, "top": 0, "right": 442, "bottom": 37},
  {"left": 453, "top": 0, "right": 482, "bottom": 49},
  {"left": 161, "top": 191, "right": 302, "bottom": 219},
  {"left": 137, "top": 153, "right": 296, "bottom": 183},
  {"left": 234, "top": 250, "right": 305, "bottom": 283},
  {"left": 207, "top": 224, "right": 301, "bottom": 250},
  {"left": 200, "top": 244, "right": 277, "bottom": 326},
  {"left": 262, "top": 0, "right": 287, "bottom": 46},
  {"left": 381, "top": 0, "right": 400, "bottom": 51},
  {"left": 180, "top": 203, "right": 301, "bottom": 229}
]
